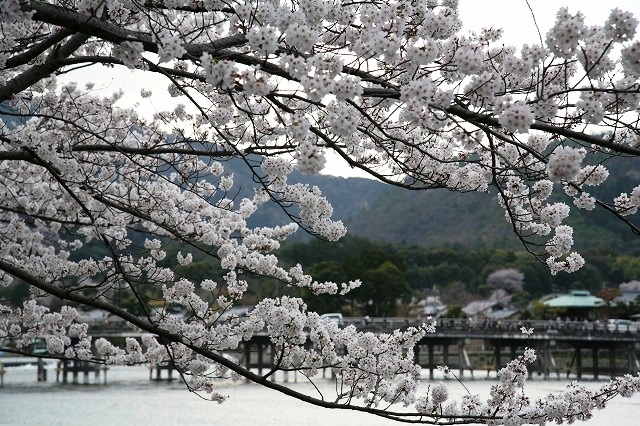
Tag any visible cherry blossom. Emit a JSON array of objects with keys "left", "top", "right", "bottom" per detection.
[{"left": 1, "top": 0, "right": 640, "bottom": 424}]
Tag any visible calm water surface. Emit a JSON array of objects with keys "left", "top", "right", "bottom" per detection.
[{"left": 1, "top": 363, "right": 639, "bottom": 425}]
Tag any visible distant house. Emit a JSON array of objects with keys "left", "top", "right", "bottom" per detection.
[
  {"left": 463, "top": 289, "right": 519, "bottom": 320},
  {"left": 542, "top": 290, "right": 605, "bottom": 319},
  {"left": 76, "top": 308, "right": 111, "bottom": 323},
  {"left": 614, "top": 281, "right": 640, "bottom": 305},
  {"left": 410, "top": 295, "right": 448, "bottom": 318}
]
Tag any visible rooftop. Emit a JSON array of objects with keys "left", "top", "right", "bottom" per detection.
[{"left": 543, "top": 290, "right": 605, "bottom": 308}]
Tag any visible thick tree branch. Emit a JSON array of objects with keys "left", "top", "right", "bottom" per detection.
[
  {"left": 25, "top": 2, "right": 248, "bottom": 56},
  {"left": 3, "top": 28, "right": 75, "bottom": 70},
  {"left": 0, "top": 32, "right": 90, "bottom": 102}
]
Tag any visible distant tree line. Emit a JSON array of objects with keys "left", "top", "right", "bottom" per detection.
[
  {"left": 3, "top": 235, "right": 639, "bottom": 318},
  {"left": 276, "top": 237, "right": 640, "bottom": 317}
]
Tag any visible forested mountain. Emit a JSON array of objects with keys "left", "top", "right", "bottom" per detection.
[
  {"left": 4, "top": 99, "right": 637, "bottom": 254},
  {"left": 346, "top": 155, "right": 640, "bottom": 254},
  {"left": 222, "top": 159, "right": 389, "bottom": 231},
  {"left": 230, "top": 156, "right": 640, "bottom": 255},
  {"left": 346, "top": 189, "right": 518, "bottom": 248}
]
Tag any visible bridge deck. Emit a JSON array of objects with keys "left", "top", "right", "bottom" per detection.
[{"left": 3, "top": 318, "right": 638, "bottom": 384}]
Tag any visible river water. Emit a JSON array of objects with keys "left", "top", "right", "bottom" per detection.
[{"left": 1, "top": 363, "right": 639, "bottom": 425}]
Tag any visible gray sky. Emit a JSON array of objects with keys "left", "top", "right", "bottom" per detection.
[{"left": 457, "top": 0, "right": 640, "bottom": 48}]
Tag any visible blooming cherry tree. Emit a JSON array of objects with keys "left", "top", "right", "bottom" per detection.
[{"left": 1, "top": 0, "right": 640, "bottom": 424}]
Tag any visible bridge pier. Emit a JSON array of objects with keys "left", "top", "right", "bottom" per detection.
[
  {"left": 443, "top": 343, "right": 449, "bottom": 368},
  {"left": 57, "top": 360, "right": 107, "bottom": 384},
  {"left": 457, "top": 341, "right": 466, "bottom": 379},
  {"left": 150, "top": 362, "right": 175, "bottom": 381},
  {"left": 562, "top": 341, "right": 639, "bottom": 379},
  {"left": 241, "top": 336, "right": 276, "bottom": 381},
  {"left": 493, "top": 345, "right": 500, "bottom": 374},
  {"left": 575, "top": 346, "right": 583, "bottom": 379},
  {"left": 627, "top": 343, "right": 639, "bottom": 373},
  {"left": 541, "top": 341, "right": 560, "bottom": 379},
  {"left": 37, "top": 358, "right": 47, "bottom": 382},
  {"left": 428, "top": 345, "right": 434, "bottom": 379},
  {"left": 414, "top": 337, "right": 473, "bottom": 379},
  {"left": 609, "top": 347, "right": 615, "bottom": 380}
]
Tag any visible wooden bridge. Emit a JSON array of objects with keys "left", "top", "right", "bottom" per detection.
[
  {"left": 241, "top": 317, "right": 640, "bottom": 381},
  {"left": 3, "top": 317, "right": 639, "bottom": 384},
  {"left": 47, "top": 317, "right": 640, "bottom": 380},
  {"left": 414, "top": 323, "right": 639, "bottom": 381}
]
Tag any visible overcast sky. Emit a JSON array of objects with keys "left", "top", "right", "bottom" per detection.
[{"left": 457, "top": 0, "right": 640, "bottom": 47}]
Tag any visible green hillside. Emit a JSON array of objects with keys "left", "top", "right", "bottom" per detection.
[
  {"left": 345, "top": 189, "right": 520, "bottom": 248},
  {"left": 344, "top": 157, "right": 640, "bottom": 255},
  {"left": 213, "top": 152, "right": 640, "bottom": 254}
]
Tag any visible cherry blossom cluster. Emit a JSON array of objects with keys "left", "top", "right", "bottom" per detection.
[
  {"left": 0, "top": 301, "right": 93, "bottom": 360},
  {"left": 2, "top": 0, "right": 640, "bottom": 422},
  {"left": 614, "top": 187, "right": 640, "bottom": 216},
  {"left": 546, "top": 8, "right": 586, "bottom": 58},
  {"left": 412, "top": 344, "right": 640, "bottom": 425},
  {"left": 246, "top": 302, "right": 436, "bottom": 408}
]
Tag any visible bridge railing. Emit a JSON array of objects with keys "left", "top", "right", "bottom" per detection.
[
  {"left": 340, "top": 317, "right": 640, "bottom": 337},
  {"left": 29, "top": 316, "right": 639, "bottom": 339}
]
